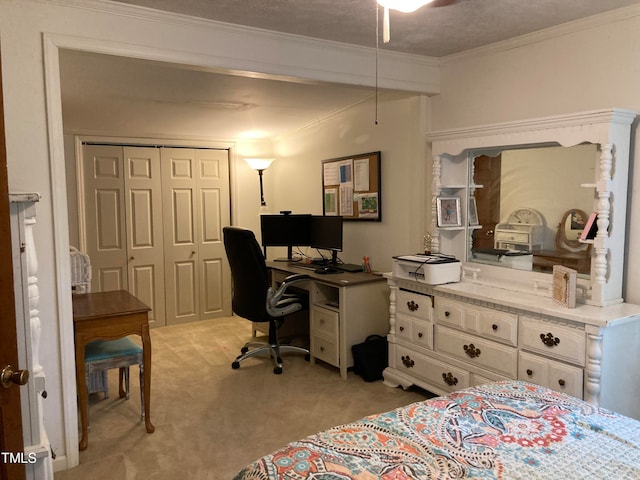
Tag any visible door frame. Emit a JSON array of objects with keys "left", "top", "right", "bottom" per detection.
[{"left": 44, "top": 34, "right": 244, "bottom": 469}]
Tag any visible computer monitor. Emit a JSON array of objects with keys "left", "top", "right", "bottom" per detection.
[
  {"left": 260, "top": 214, "right": 312, "bottom": 261},
  {"left": 310, "top": 215, "right": 343, "bottom": 265}
]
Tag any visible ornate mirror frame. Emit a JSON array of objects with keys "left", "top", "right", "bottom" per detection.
[{"left": 427, "top": 109, "right": 636, "bottom": 307}]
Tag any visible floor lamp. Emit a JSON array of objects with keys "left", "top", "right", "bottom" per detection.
[{"left": 245, "top": 158, "right": 274, "bottom": 214}]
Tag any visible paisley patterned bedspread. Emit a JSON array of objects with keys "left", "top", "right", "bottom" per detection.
[{"left": 233, "top": 381, "right": 640, "bottom": 479}]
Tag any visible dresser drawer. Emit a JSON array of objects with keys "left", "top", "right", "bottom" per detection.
[
  {"left": 478, "top": 309, "right": 518, "bottom": 346},
  {"left": 395, "top": 315, "right": 433, "bottom": 350},
  {"left": 311, "top": 335, "right": 339, "bottom": 366},
  {"left": 395, "top": 315, "right": 413, "bottom": 341},
  {"left": 435, "top": 298, "right": 479, "bottom": 331},
  {"left": 435, "top": 298, "right": 517, "bottom": 346},
  {"left": 394, "top": 345, "right": 470, "bottom": 393},
  {"left": 519, "top": 317, "right": 585, "bottom": 366},
  {"left": 495, "top": 231, "right": 529, "bottom": 243},
  {"left": 397, "top": 289, "right": 432, "bottom": 321},
  {"left": 435, "top": 325, "right": 518, "bottom": 378},
  {"left": 411, "top": 320, "right": 433, "bottom": 349},
  {"left": 311, "top": 306, "right": 339, "bottom": 339},
  {"left": 518, "top": 351, "right": 583, "bottom": 398}
]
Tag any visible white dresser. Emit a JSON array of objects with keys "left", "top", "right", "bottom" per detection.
[{"left": 383, "top": 274, "right": 640, "bottom": 420}]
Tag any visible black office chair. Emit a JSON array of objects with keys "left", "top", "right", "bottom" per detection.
[{"left": 223, "top": 226, "right": 310, "bottom": 374}]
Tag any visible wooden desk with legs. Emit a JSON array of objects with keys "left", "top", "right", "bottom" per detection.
[
  {"left": 267, "top": 262, "right": 389, "bottom": 379},
  {"left": 72, "top": 290, "right": 155, "bottom": 450}
]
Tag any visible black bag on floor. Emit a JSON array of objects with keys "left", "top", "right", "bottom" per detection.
[{"left": 351, "top": 334, "right": 388, "bottom": 382}]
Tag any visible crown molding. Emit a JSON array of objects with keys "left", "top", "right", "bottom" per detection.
[{"left": 38, "top": 0, "right": 439, "bottom": 94}]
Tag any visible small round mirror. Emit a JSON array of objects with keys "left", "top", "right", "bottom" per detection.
[{"left": 555, "top": 209, "right": 588, "bottom": 251}]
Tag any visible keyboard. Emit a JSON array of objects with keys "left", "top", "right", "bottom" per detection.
[{"left": 336, "top": 263, "right": 363, "bottom": 272}]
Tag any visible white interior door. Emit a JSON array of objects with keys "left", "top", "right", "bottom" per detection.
[
  {"left": 82, "top": 144, "right": 128, "bottom": 292},
  {"left": 123, "top": 146, "right": 166, "bottom": 327}
]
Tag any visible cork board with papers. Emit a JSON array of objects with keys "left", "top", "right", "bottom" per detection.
[{"left": 321, "top": 151, "right": 381, "bottom": 221}]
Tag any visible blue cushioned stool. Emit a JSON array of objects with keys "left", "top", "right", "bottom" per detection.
[{"left": 85, "top": 337, "right": 144, "bottom": 420}]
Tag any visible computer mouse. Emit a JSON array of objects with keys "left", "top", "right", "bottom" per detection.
[{"left": 315, "top": 266, "right": 337, "bottom": 274}]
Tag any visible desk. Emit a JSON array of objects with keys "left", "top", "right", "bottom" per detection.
[
  {"left": 267, "top": 262, "right": 389, "bottom": 379},
  {"left": 72, "top": 290, "right": 154, "bottom": 451}
]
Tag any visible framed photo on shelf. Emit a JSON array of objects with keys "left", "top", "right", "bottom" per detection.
[
  {"left": 436, "top": 197, "right": 461, "bottom": 227},
  {"left": 468, "top": 197, "right": 479, "bottom": 226}
]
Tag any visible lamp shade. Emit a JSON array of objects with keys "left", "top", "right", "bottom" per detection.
[
  {"left": 245, "top": 158, "right": 274, "bottom": 171},
  {"left": 377, "top": 0, "right": 434, "bottom": 13}
]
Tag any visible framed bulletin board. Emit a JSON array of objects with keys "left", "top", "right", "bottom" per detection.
[{"left": 321, "top": 151, "right": 381, "bottom": 221}]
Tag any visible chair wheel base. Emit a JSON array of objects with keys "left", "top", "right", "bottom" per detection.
[
  {"left": 273, "top": 366, "right": 283, "bottom": 374},
  {"left": 240, "top": 346, "right": 249, "bottom": 354},
  {"left": 231, "top": 361, "right": 240, "bottom": 369},
  {"left": 304, "top": 353, "right": 310, "bottom": 362}
]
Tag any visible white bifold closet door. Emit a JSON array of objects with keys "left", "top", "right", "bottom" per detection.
[
  {"left": 160, "top": 147, "right": 231, "bottom": 325},
  {"left": 81, "top": 144, "right": 231, "bottom": 327}
]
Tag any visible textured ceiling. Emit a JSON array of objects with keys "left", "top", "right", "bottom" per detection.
[
  {"left": 111, "top": 0, "right": 640, "bottom": 57},
  {"left": 60, "top": 0, "right": 640, "bottom": 139}
]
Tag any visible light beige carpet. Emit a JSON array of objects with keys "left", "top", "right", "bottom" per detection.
[{"left": 54, "top": 316, "right": 430, "bottom": 479}]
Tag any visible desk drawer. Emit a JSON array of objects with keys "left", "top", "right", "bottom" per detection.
[
  {"left": 311, "top": 306, "right": 339, "bottom": 338},
  {"left": 311, "top": 335, "right": 339, "bottom": 366}
]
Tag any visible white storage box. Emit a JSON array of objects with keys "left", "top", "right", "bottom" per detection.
[{"left": 392, "top": 255, "right": 461, "bottom": 285}]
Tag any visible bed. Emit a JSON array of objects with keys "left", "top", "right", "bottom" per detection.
[{"left": 233, "top": 380, "right": 640, "bottom": 479}]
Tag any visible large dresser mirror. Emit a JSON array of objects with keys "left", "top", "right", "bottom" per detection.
[
  {"left": 428, "top": 109, "right": 636, "bottom": 307},
  {"left": 469, "top": 144, "right": 597, "bottom": 277}
]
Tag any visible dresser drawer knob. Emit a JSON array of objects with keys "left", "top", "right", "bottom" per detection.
[
  {"left": 401, "top": 355, "right": 415, "bottom": 368},
  {"left": 399, "top": 326, "right": 405, "bottom": 332},
  {"left": 492, "top": 324, "right": 498, "bottom": 331},
  {"left": 558, "top": 379, "right": 566, "bottom": 387},
  {"left": 540, "top": 332, "right": 560, "bottom": 347},
  {"left": 417, "top": 332, "right": 423, "bottom": 338},
  {"left": 407, "top": 300, "right": 419, "bottom": 312},
  {"left": 444, "top": 311, "right": 451, "bottom": 317},
  {"left": 526, "top": 369, "right": 533, "bottom": 377},
  {"left": 463, "top": 343, "right": 481, "bottom": 358},
  {"left": 442, "top": 372, "right": 458, "bottom": 386}
]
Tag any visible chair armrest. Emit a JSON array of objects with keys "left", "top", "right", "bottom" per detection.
[
  {"left": 266, "top": 274, "right": 310, "bottom": 317},
  {"left": 280, "top": 273, "right": 310, "bottom": 290}
]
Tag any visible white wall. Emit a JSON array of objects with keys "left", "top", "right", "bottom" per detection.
[
  {"left": 432, "top": 7, "right": 640, "bottom": 303},
  {"left": 271, "top": 92, "right": 428, "bottom": 271}
]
